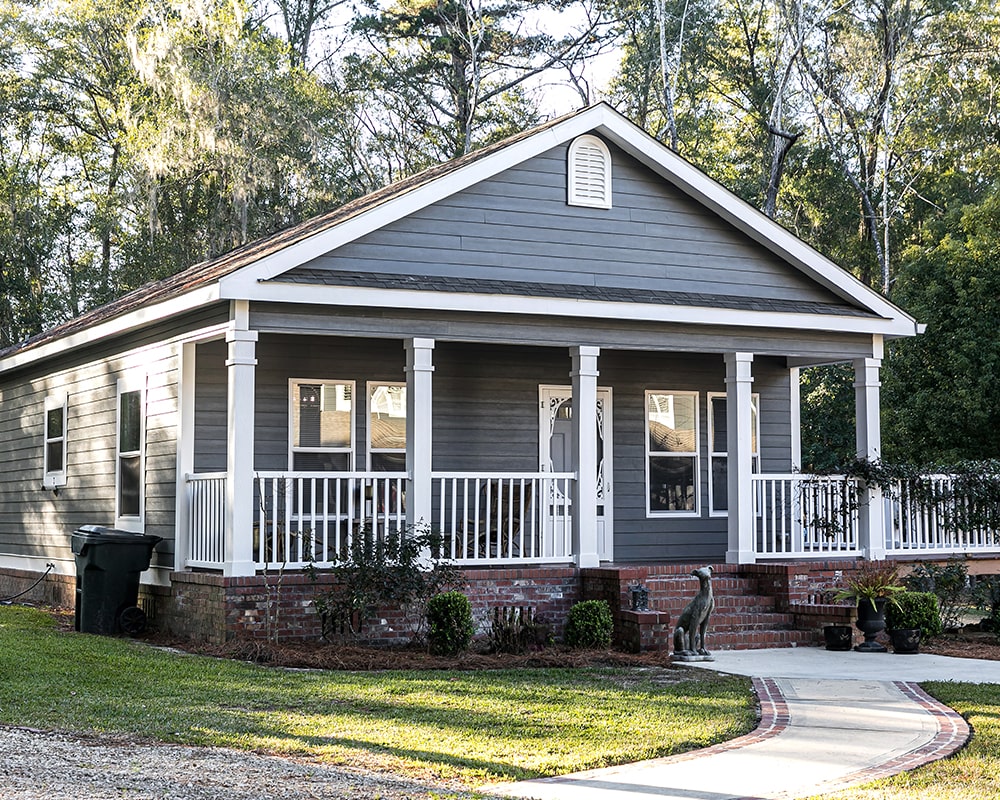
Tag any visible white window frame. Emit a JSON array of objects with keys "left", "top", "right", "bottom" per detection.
[
  {"left": 645, "top": 390, "right": 700, "bottom": 517},
  {"left": 115, "top": 375, "right": 146, "bottom": 532},
  {"left": 366, "top": 381, "right": 406, "bottom": 471},
  {"left": 567, "top": 134, "right": 613, "bottom": 209},
  {"left": 288, "top": 378, "right": 356, "bottom": 472},
  {"left": 707, "top": 392, "right": 761, "bottom": 517},
  {"left": 42, "top": 393, "right": 68, "bottom": 489}
]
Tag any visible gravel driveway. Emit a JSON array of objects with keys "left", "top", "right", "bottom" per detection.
[{"left": 0, "top": 725, "right": 498, "bottom": 800}]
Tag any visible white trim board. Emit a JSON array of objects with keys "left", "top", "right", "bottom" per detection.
[{"left": 233, "top": 280, "right": 918, "bottom": 338}]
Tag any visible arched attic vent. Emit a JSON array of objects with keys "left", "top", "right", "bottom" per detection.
[{"left": 567, "top": 134, "right": 612, "bottom": 209}]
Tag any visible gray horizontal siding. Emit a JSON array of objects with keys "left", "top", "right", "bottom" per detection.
[
  {"left": 250, "top": 303, "right": 877, "bottom": 363},
  {"left": 196, "top": 334, "right": 798, "bottom": 563},
  {"left": 0, "top": 308, "right": 228, "bottom": 572},
  {"left": 295, "top": 142, "right": 855, "bottom": 309}
]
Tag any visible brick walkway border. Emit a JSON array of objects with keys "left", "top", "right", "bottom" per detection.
[{"left": 646, "top": 677, "right": 969, "bottom": 799}]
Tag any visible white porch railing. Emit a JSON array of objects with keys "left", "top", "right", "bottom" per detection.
[
  {"left": 186, "top": 472, "right": 227, "bottom": 568},
  {"left": 885, "top": 474, "right": 1000, "bottom": 555},
  {"left": 253, "top": 471, "right": 406, "bottom": 569},
  {"left": 752, "top": 473, "right": 862, "bottom": 558},
  {"left": 433, "top": 472, "right": 576, "bottom": 564}
]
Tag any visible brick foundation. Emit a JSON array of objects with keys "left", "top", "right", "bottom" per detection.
[{"left": 0, "top": 567, "right": 75, "bottom": 608}]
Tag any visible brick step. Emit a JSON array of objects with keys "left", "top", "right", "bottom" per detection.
[
  {"left": 656, "top": 595, "right": 777, "bottom": 613},
  {"left": 708, "top": 629, "right": 823, "bottom": 650},
  {"left": 707, "top": 613, "right": 798, "bottom": 632}
]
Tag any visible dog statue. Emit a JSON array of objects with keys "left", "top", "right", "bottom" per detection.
[{"left": 673, "top": 566, "right": 715, "bottom": 662}]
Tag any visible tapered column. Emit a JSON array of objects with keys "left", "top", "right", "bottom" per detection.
[
  {"left": 571, "top": 346, "right": 600, "bottom": 567},
  {"left": 224, "top": 305, "right": 257, "bottom": 577},
  {"left": 405, "top": 338, "right": 435, "bottom": 529},
  {"left": 725, "top": 352, "right": 755, "bottom": 564},
  {"left": 855, "top": 356, "right": 887, "bottom": 559}
]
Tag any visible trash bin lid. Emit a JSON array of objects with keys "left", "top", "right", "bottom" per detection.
[{"left": 72, "top": 525, "right": 163, "bottom": 548}]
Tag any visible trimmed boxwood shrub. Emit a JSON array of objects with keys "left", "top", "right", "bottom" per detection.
[
  {"left": 886, "top": 591, "right": 943, "bottom": 641},
  {"left": 565, "top": 599, "right": 613, "bottom": 649},
  {"left": 426, "top": 591, "right": 474, "bottom": 656}
]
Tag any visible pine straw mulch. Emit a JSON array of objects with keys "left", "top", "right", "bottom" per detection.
[{"left": 921, "top": 629, "right": 1000, "bottom": 662}]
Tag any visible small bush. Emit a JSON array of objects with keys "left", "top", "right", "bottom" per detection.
[
  {"left": 489, "top": 606, "right": 542, "bottom": 654},
  {"left": 426, "top": 591, "right": 474, "bottom": 656},
  {"left": 565, "top": 599, "right": 613, "bottom": 649},
  {"left": 885, "top": 591, "right": 943, "bottom": 641},
  {"left": 972, "top": 575, "right": 1000, "bottom": 635},
  {"left": 903, "top": 558, "right": 968, "bottom": 630}
]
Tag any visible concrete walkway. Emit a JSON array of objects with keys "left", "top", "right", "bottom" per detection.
[{"left": 487, "top": 649, "right": 979, "bottom": 800}]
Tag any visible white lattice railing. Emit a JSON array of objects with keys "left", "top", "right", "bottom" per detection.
[
  {"left": 186, "top": 472, "right": 227, "bottom": 568},
  {"left": 885, "top": 474, "right": 1000, "bottom": 555},
  {"left": 433, "top": 472, "right": 576, "bottom": 564},
  {"left": 752, "top": 473, "right": 862, "bottom": 558},
  {"left": 253, "top": 471, "right": 406, "bottom": 569}
]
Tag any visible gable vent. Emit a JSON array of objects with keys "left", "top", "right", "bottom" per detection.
[{"left": 567, "top": 134, "right": 612, "bottom": 209}]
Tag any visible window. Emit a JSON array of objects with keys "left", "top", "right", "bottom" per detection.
[
  {"left": 116, "top": 376, "right": 145, "bottom": 530},
  {"left": 567, "top": 134, "right": 612, "bottom": 209},
  {"left": 289, "top": 379, "right": 354, "bottom": 471},
  {"left": 368, "top": 382, "right": 406, "bottom": 471},
  {"left": 707, "top": 393, "right": 760, "bottom": 515},
  {"left": 43, "top": 394, "right": 68, "bottom": 489},
  {"left": 646, "top": 391, "right": 699, "bottom": 515}
]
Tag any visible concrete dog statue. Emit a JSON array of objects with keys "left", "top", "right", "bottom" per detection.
[{"left": 673, "top": 566, "right": 715, "bottom": 661}]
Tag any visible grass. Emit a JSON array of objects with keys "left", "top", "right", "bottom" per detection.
[
  {"left": 814, "top": 682, "right": 1000, "bottom": 800},
  {"left": 0, "top": 606, "right": 755, "bottom": 786}
]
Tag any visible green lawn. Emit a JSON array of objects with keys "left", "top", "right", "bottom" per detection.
[
  {"left": 0, "top": 606, "right": 755, "bottom": 785},
  {"left": 814, "top": 681, "right": 1000, "bottom": 800}
]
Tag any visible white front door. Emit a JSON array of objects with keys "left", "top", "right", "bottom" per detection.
[{"left": 539, "top": 386, "right": 613, "bottom": 561}]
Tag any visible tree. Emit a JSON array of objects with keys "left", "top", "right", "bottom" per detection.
[{"left": 882, "top": 192, "right": 1000, "bottom": 464}]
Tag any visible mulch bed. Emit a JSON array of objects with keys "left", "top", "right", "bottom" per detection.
[{"left": 922, "top": 630, "right": 1000, "bottom": 661}]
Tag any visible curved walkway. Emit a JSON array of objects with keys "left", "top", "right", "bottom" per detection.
[{"left": 488, "top": 649, "right": 978, "bottom": 800}]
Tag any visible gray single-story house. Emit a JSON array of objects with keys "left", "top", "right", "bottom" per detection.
[{"left": 0, "top": 103, "right": 939, "bottom": 645}]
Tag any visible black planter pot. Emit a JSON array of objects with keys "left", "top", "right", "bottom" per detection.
[
  {"left": 890, "top": 628, "right": 921, "bottom": 654},
  {"left": 824, "top": 625, "right": 853, "bottom": 651},
  {"left": 855, "top": 598, "right": 888, "bottom": 653}
]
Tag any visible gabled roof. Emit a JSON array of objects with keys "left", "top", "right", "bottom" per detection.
[{"left": 0, "top": 103, "right": 920, "bottom": 373}]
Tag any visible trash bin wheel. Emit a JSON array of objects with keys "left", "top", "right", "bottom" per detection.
[{"left": 118, "top": 605, "right": 147, "bottom": 636}]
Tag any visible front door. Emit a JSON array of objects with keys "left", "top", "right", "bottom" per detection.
[{"left": 539, "top": 386, "right": 613, "bottom": 561}]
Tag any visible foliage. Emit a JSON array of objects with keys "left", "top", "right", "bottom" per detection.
[
  {"left": 489, "top": 606, "right": 545, "bottom": 655},
  {"left": 903, "top": 559, "right": 969, "bottom": 631},
  {"left": 312, "top": 523, "right": 462, "bottom": 641},
  {"left": 885, "top": 591, "right": 942, "bottom": 641},
  {"left": 0, "top": 606, "right": 756, "bottom": 784},
  {"left": 425, "top": 591, "right": 474, "bottom": 656},
  {"left": 564, "top": 599, "right": 613, "bottom": 649},
  {"left": 971, "top": 575, "right": 1000, "bottom": 636},
  {"left": 798, "top": 364, "right": 855, "bottom": 473},
  {"left": 834, "top": 561, "right": 905, "bottom": 611}
]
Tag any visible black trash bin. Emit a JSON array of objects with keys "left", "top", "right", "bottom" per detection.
[{"left": 72, "top": 525, "right": 163, "bottom": 636}]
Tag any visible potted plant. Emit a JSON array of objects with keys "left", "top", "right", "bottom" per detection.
[
  {"left": 835, "top": 561, "right": 905, "bottom": 653},
  {"left": 885, "top": 591, "right": 942, "bottom": 654}
]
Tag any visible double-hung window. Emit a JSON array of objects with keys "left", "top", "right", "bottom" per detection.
[
  {"left": 367, "top": 382, "right": 406, "bottom": 471},
  {"left": 707, "top": 393, "right": 760, "bottom": 515},
  {"left": 289, "top": 379, "right": 354, "bottom": 471},
  {"left": 646, "top": 391, "right": 699, "bottom": 515},
  {"left": 116, "top": 376, "right": 145, "bottom": 530},
  {"left": 43, "top": 394, "right": 68, "bottom": 489}
]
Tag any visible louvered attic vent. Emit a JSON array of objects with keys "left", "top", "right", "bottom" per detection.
[{"left": 567, "top": 134, "right": 612, "bottom": 209}]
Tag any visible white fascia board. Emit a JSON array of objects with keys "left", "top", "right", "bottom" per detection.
[
  {"left": 232, "top": 281, "right": 920, "bottom": 338},
  {"left": 0, "top": 284, "right": 222, "bottom": 375},
  {"left": 220, "top": 107, "right": 620, "bottom": 296},
  {"left": 591, "top": 117, "right": 915, "bottom": 325}
]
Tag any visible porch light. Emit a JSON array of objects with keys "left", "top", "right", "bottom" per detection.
[{"left": 630, "top": 585, "right": 650, "bottom": 612}]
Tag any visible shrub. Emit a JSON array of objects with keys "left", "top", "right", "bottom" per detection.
[
  {"left": 312, "top": 523, "right": 462, "bottom": 641},
  {"left": 885, "top": 591, "right": 943, "bottom": 641},
  {"left": 903, "top": 558, "right": 968, "bottom": 631},
  {"left": 565, "top": 600, "right": 613, "bottom": 649},
  {"left": 426, "top": 591, "right": 474, "bottom": 656},
  {"left": 489, "top": 606, "right": 543, "bottom": 654},
  {"left": 971, "top": 575, "right": 1000, "bottom": 635}
]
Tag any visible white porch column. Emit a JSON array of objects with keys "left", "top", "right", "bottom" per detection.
[
  {"left": 855, "top": 353, "right": 887, "bottom": 560},
  {"left": 224, "top": 304, "right": 257, "bottom": 577},
  {"left": 405, "top": 338, "right": 435, "bottom": 528},
  {"left": 789, "top": 366, "right": 802, "bottom": 472},
  {"left": 571, "top": 346, "right": 600, "bottom": 568},
  {"left": 725, "top": 352, "right": 756, "bottom": 565}
]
